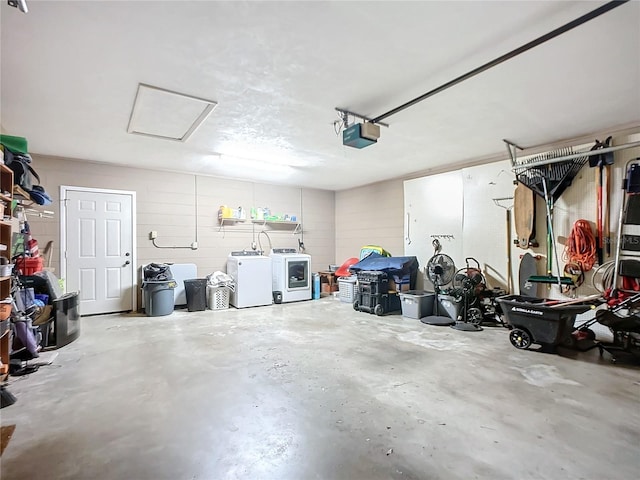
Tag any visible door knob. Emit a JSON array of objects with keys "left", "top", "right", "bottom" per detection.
[
  {"left": 125, "top": 252, "right": 130, "bottom": 256},
  {"left": 124, "top": 260, "right": 131, "bottom": 265}
]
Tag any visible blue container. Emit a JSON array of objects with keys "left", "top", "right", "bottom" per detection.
[{"left": 313, "top": 273, "right": 321, "bottom": 300}]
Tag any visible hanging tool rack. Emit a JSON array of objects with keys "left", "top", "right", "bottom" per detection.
[
  {"left": 506, "top": 138, "right": 640, "bottom": 289},
  {"left": 506, "top": 141, "right": 592, "bottom": 288}
]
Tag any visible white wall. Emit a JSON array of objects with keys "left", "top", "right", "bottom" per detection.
[
  {"left": 403, "top": 161, "right": 515, "bottom": 291},
  {"left": 25, "top": 155, "right": 335, "bottom": 281},
  {"left": 334, "top": 179, "right": 404, "bottom": 264}
]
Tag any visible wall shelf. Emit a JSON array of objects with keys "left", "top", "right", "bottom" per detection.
[
  {"left": 251, "top": 219, "right": 302, "bottom": 234},
  {"left": 217, "top": 217, "right": 302, "bottom": 235},
  {"left": 218, "top": 217, "right": 246, "bottom": 224}
]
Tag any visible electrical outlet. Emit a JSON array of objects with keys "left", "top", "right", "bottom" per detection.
[{"left": 150, "top": 231, "right": 157, "bottom": 240}]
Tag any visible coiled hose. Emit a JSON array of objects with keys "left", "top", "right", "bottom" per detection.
[{"left": 563, "top": 219, "right": 597, "bottom": 272}]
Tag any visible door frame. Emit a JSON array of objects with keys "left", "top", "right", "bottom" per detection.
[{"left": 59, "top": 185, "right": 138, "bottom": 312}]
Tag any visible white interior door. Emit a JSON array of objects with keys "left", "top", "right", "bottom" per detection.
[{"left": 62, "top": 187, "right": 136, "bottom": 315}]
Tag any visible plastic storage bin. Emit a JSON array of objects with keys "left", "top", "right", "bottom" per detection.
[
  {"left": 399, "top": 290, "right": 435, "bottom": 319},
  {"left": 184, "top": 279, "right": 207, "bottom": 312},
  {"left": 207, "top": 285, "right": 230, "bottom": 310},
  {"left": 436, "top": 293, "right": 463, "bottom": 320},
  {"left": 338, "top": 276, "right": 357, "bottom": 303},
  {"left": 143, "top": 280, "right": 176, "bottom": 316}
]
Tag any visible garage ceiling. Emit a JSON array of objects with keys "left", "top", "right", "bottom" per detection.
[{"left": 1, "top": 1, "right": 639, "bottom": 190}]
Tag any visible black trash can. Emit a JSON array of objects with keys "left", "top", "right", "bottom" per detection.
[{"left": 184, "top": 279, "right": 207, "bottom": 312}]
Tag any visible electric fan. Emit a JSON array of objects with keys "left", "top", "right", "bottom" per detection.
[
  {"left": 450, "top": 258, "right": 486, "bottom": 331},
  {"left": 421, "top": 253, "right": 457, "bottom": 326}
]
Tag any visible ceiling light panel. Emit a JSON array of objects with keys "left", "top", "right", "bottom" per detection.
[{"left": 127, "top": 83, "right": 217, "bottom": 142}]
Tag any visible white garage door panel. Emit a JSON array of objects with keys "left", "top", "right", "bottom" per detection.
[
  {"left": 462, "top": 160, "right": 515, "bottom": 288},
  {"left": 405, "top": 161, "right": 515, "bottom": 291},
  {"left": 404, "top": 171, "right": 463, "bottom": 289}
]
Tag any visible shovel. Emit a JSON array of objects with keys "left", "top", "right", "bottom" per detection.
[{"left": 590, "top": 136, "right": 614, "bottom": 264}]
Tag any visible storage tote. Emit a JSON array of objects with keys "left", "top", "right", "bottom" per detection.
[{"left": 399, "top": 290, "right": 435, "bottom": 319}]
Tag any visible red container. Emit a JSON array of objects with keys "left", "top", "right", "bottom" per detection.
[{"left": 16, "top": 256, "right": 44, "bottom": 275}]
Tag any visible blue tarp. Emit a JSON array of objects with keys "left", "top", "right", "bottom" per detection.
[{"left": 349, "top": 253, "right": 419, "bottom": 275}]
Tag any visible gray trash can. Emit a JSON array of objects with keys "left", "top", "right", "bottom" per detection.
[{"left": 143, "top": 280, "right": 176, "bottom": 316}]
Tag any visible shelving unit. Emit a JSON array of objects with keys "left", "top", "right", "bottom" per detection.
[{"left": 0, "top": 165, "right": 12, "bottom": 382}]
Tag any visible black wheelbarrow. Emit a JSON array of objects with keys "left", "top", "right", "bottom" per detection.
[{"left": 496, "top": 295, "right": 594, "bottom": 352}]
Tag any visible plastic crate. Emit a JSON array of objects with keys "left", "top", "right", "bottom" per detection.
[
  {"left": 399, "top": 290, "right": 435, "bottom": 319},
  {"left": 338, "top": 276, "right": 357, "bottom": 303},
  {"left": 207, "top": 286, "right": 230, "bottom": 310}
]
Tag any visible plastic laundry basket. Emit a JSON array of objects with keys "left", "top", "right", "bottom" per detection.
[
  {"left": 338, "top": 276, "right": 357, "bottom": 303},
  {"left": 207, "top": 285, "right": 230, "bottom": 310}
]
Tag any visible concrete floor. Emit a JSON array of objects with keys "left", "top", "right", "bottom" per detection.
[{"left": 1, "top": 297, "right": 639, "bottom": 480}]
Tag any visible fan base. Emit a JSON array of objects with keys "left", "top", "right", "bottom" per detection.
[
  {"left": 421, "top": 315, "right": 455, "bottom": 326},
  {"left": 451, "top": 321, "right": 483, "bottom": 332}
]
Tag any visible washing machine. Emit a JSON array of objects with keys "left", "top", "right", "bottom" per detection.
[
  {"left": 226, "top": 251, "right": 273, "bottom": 308},
  {"left": 270, "top": 248, "right": 312, "bottom": 302}
]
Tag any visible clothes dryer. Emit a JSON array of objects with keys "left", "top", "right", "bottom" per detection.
[{"left": 270, "top": 248, "right": 312, "bottom": 302}]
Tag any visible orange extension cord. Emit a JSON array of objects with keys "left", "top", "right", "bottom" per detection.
[{"left": 563, "top": 219, "right": 597, "bottom": 272}]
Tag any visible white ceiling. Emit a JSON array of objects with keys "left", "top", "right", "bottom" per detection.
[{"left": 1, "top": 1, "right": 639, "bottom": 190}]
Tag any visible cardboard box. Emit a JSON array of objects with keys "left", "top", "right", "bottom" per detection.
[
  {"left": 321, "top": 283, "right": 338, "bottom": 293},
  {"left": 389, "top": 279, "right": 410, "bottom": 292}
]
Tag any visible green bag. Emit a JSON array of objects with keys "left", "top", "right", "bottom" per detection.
[{"left": 0, "top": 134, "right": 28, "bottom": 155}]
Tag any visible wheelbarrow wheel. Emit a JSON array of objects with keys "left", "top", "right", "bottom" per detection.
[{"left": 509, "top": 328, "right": 532, "bottom": 349}]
